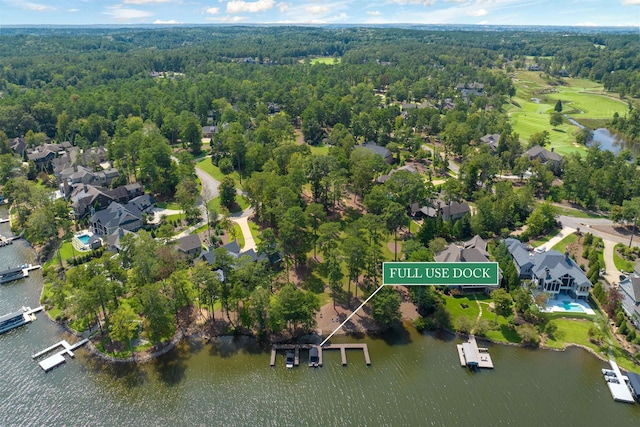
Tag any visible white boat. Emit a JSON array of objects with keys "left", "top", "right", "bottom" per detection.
[{"left": 285, "top": 350, "right": 295, "bottom": 368}]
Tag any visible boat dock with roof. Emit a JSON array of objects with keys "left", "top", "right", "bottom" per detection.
[
  {"left": 0, "top": 263, "right": 41, "bottom": 284},
  {"left": 457, "top": 335, "right": 493, "bottom": 370},
  {"left": 0, "top": 306, "right": 43, "bottom": 335}
]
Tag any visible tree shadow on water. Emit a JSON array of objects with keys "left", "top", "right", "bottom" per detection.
[
  {"left": 154, "top": 346, "right": 188, "bottom": 386},
  {"left": 368, "top": 322, "right": 412, "bottom": 346}
]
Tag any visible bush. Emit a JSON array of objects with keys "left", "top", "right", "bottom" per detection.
[
  {"left": 455, "top": 316, "right": 474, "bottom": 334},
  {"left": 218, "top": 157, "right": 234, "bottom": 175},
  {"left": 413, "top": 316, "right": 427, "bottom": 332},
  {"left": 626, "top": 328, "right": 636, "bottom": 342},
  {"left": 517, "top": 324, "right": 540, "bottom": 346}
]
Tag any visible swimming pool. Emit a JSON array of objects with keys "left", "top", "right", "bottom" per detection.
[
  {"left": 561, "top": 301, "right": 585, "bottom": 313},
  {"left": 77, "top": 234, "right": 90, "bottom": 245}
]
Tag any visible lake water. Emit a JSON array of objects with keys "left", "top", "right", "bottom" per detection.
[
  {"left": 565, "top": 116, "right": 634, "bottom": 156},
  {"left": 1, "top": 217, "right": 640, "bottom": 426}
]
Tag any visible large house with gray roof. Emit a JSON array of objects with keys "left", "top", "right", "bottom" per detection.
[
  {"left": 619, "top": 261, "right": 640, "bottom": 329},
  {"left": 434, "top": 235, "right": 499, "bottom": 294},
  {"left": 505, "top": 238, "right": 592, "bottom": 302}
]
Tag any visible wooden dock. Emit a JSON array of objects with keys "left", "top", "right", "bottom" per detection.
[
  {"left": 33, "top": 339, "right": 89, "bottom": 372},
  {"left": 457, "top": 336, "right": 493, "bottom": 370},
  {"left": 321, "top": 343, "right": 370, "bottom": 366},
  {"left": 22, "top": 263, "right": 41, "bottom": 278},
  {"left": 269, "top": 343, "right": 370, "bottom": 367}
]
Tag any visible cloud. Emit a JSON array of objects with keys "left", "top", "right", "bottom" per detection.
[
  {"left": 622, "top": 0, "right": 640, "bottom": 4},
  {"left": 205, "top": 7, "right": 220, "bottom": 14},
  {"left": 367, "top": 10, "right": 381, "bottom": 15},
  {"left": 305, "top": 5, "right": 330, "bottom": 14},
  {"left": 23, "top": 2, "right": 55, "bottom": 11},
  {"left": 209, "top": 15, "right": 247, "bottom": 22},
  {"left": 389, "top": 0, "right": 435, "bottom": 5},
  {"left": 575, "top": 21, "right": 597, "bottom": 26},
  {"left": 277, "top": 2, "right": 288, "bottom": 12},
  {"left": 477, "top": 20, "right": 489, "bottom": 24},
  {"left": 124, "top": 0, "right": 171, "bottom": 4},
  {"left": 103, "top": 6, "right": 154, "bottom": 20},
  {"left": 226, "top": 0, "right": 275, "bottom": 13},
  {"left": 154, "top": 19, "right": 182, "bottom": 24},
  {"left": 68, "top": 8, "right": 80, "bottom": 12},
  {"left": 468, "top": 8, "right": 488, "bottom": 16}
]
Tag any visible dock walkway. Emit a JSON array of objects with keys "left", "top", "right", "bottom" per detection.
[
  {"left": 33, "top": 339, "right": 89, "bottom": 372},
  {"left": 604, "top": 360, "right": 635, "bottom": 403},
  {"left": 270, "top": 343, "right": 370, "bottom": 367}
]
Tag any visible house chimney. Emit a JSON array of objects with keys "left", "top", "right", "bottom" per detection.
[
  {"left": 83, "top": 184, "right": 88, "bottom": 193},
  {"left": 545, "top": 267, "right": 550, "bottom": 279},
  {"left": 564, "top": 251, "right": 570, "bottom": 264}
]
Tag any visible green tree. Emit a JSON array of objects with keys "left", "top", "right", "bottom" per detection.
[
  {"left": 371, "top": 287, "right": 401, "bottom": 329},
  {"left": 491, "top": 288, "right": 513, "bottom": 323},
  {"left": 554, "top": 99, "right": 563, "bottom": 112},
  {"left": 550, "top": 112, "right": 563, "bottom": 129},
  {"left": 219, "top": 176, "right": 236, "bottom": 210},
  {"left": 109, "top": 304, "right": 139, "bottom": 355}
]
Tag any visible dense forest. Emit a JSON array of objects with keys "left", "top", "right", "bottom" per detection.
[{"left": 0, "top": 26, "right": 639, "bottom": 354}]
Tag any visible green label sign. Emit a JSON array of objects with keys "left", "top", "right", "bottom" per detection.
[{"left": 383, "top": 262, "right": 499, "bottom": 286}]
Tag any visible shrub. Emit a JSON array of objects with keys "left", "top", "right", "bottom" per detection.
[
  {"left": 517, "top": 324, "right": 540, "bottom": 346},
  {"left": 218, "top": 157, "right": 234, "bottom": 175},
  {"left": 413, "top": 316, "right": 427, "bottom": 332}
]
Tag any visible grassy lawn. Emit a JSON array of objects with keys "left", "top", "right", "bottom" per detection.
[
  {"left": 443, "top": 294, "right": 516, "bottom": 342},
  {"left": 155, "top": 201, "right": 181, "bottom": 210},
  {"left": 613, "top": 243, "right": 636, "bottom": 272},
  {"left": 309, "top": 56, "right": 340, "bottom": 65},
  {"left": 249, "top": 221, "right": 261, "bottom": 245},
  {"left": 552, "top": 205, "right": 604, "bottom": 219},
  {"left": 552, "top": 233, "right": 578, "bottom": 253},
  {"left": 207, "top": 195, "right": 250, "bottom": 215},
  {"left": 163, "top": 213, "right": 183, "bottom": 223},
  {"left": 233, "top": 223, "right": 245, "bottom": 248},
  {"left": 309, "top": 145, "right": 329, "bottom": 156},
  {"left": 444, "top": 295, "right": 480, "bottom": 322},
  {"left": 196, "top": 158, "right": 241, "bottom": 184},
  {"left": 544, "top": 318, "right": 595, "bottom": 349},
  {"left": 45, "top": 240, "right": 80, "bottom": 268},
  {"left": 528, "top": 233, "right": 555, "bottom": 247}
]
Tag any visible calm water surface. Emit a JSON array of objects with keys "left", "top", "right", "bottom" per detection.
[{"left": 1, "top": 217, "right": 640, "bottom": 426}]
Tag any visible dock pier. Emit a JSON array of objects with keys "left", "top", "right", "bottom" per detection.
[
  {"left": 457, "top": 335, "right": 493, "bottom": 370},
  {"left": 270, "top": 343, "right": 370, "bottom": 367},
  {"left": 32, "top": 339, "right": 89, "bottom": 372}
]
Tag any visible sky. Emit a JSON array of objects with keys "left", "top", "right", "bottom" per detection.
[{"left": 0, "top": 0, "right": 638, "bottom": 27}]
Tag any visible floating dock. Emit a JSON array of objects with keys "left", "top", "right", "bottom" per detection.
[
  {"left": 270, "top": 343, "right": 370, "bottom": 367},
  {"left": 0, "top": 263, "right": 41, "bottom": 284},
  {"left": 457, "top": 335, "right": 493, "bottom": 370},
  {"left": 603, "top": 360, "right": 635, "bottom": 403},
  {"left": 0, "top": 218, "right": 9, "bottom": 224},
  {"left": 33, "top": 339, "right": 89, "bottom": 372},
  {"left": 0, "top": 306, "right": 43, "bottom": 335}
]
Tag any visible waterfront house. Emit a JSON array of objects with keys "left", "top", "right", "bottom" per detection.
[
  {"left": 434, "top": 235, "right": 499, "bottom": 294},
  {"left": 505, "top": 238, "right": 592, "bottom": 301},
  {"left": 90, "top": 200, "right": 147, "bottom": 236},
  {"left": 619, "top": 261, "right": 640, "bottom": 329}
]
